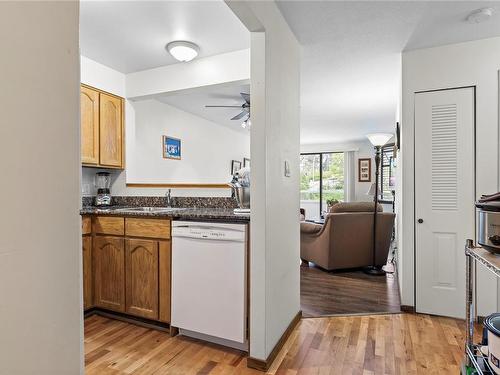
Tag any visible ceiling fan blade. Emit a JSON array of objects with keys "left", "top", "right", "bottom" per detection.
[
  {"left": 231, "top": 111, "right": 247, "bottom": 120},
  {"left": 240, "top": 93, "right": 250, "bottom": 104},
  {"left": 205, "top": 105, "right": 243, "bottom": 108}
]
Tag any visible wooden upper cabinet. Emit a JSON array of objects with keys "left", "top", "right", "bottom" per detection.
[
  {"left": 93, "top": 236, "right": 126, "bottom": 312},
  {"left": 80, "top": 85, "right": 124, "bottom": 169},
  {"left": 99, "top": 93, "right": 123, "bottom": 168},
  {"left": 125, "top": 239, "right": 159, "bottom": 320},
  {"left": 80, "top": 86, "right": 99, "bottom": 165}
]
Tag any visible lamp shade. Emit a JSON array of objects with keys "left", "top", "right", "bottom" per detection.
[{"left": 366, "top": 133, "right": 393, "bottom": 147}]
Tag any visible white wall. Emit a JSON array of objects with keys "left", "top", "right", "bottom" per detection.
[
  {"left": 127, "top": 49, "right": 250, "bottom": 99},
  {"left": 354, "top": 141, "right": 376, "bottom": 202},
  {"left": 0, "top": 2, "right": 82, "bottom": 373},
  {"left": 227, "top": 1, "right": 301, "bottom": 362},
  {"left": 126, "top": 99, "right": 250, "bottom": 184},
  {"left": 401, "top": 37, "right": 500, "bottom": 314},
  {"left": 81, "top": 55, "right": 125, "bottom": 97}
]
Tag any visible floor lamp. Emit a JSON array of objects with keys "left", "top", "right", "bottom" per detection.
[{"left": 364, "top": 133, "right": 393, "bottom": 276}]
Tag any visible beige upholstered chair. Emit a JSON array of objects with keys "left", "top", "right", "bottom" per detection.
[{"left": 300, "top": 202, "right": 395, "bottom": 271}]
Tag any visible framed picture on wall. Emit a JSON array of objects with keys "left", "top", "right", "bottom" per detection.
[
  {"left": 358, "top": 158, "right": 371, "bottom": 182},
  {"left": 163, "top": 136, "right": 181, "bottom": 160},
  {"left": 243, "top": 157, "right": 250, "bottom": 168},
  {"left": 231, "top": 160, "right": 242, "bottom": 175}
]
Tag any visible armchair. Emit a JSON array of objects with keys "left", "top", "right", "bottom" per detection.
[{"left": 300, "top": 202, "right": 395, "bottom": 271}]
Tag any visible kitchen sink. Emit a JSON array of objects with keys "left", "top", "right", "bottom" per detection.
[{"left": 113, "top": 207, "right": 185, "bottom": 213}]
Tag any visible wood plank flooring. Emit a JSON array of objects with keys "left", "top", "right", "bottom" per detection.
[
  {"left": 301, "top": 263, "right": 401, "bottom": 317},
  {"left": 85, "top": 313, "right": 472, "bottom": 374}
]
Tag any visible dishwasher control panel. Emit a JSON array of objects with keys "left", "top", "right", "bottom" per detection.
[{"left": 172, "top": 222, "right": 246, "bottom": 242}]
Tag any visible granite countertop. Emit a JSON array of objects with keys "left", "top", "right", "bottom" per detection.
[{"left": 80, "top": 206, "right": 250, "bottom": 222}]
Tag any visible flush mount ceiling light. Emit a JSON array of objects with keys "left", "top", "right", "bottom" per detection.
[
  {"left": 166, "top": 41, "right": 199, "bottom": 62},
  {"left": 467, "top": 8, "right": 494, "bottom": 24}
]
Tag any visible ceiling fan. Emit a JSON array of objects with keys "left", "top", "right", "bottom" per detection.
[{"left": 205, "top": 93, "right": 250, "bottom": 122}]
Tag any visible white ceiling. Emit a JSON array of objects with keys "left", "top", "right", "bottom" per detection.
[
  {"left": 156, "top": 82, "right": 251, "bottom": 133},
  {"left": 276, "top": 1, "right": 500, "bottom": 144},
  {"left": 80, "top": 0, "right": 250, "bottom": 73}
]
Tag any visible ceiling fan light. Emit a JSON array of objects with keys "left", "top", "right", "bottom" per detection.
[
  {"left": 242, "top": 118, "right": 251, "bottom": 130},
  {"left": 166, "top": 41, "right": 199, "bottom": 62}
]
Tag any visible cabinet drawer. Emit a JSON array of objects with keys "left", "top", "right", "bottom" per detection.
[
  {"left": 93, "top": 216, "right": 125, "bottom": 235},
  {"left": 82, "top": 216, "right": 92, "bottom": 235},
  {"left": 125, "top": 218, "right": 171, "bottom": 239}
]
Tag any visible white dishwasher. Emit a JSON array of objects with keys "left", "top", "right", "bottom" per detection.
[{"left": 171, "top": 221, "right": 248, "bottom": 351}]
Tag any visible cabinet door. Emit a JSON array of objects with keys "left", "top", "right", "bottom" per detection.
[
  {"left": 80, "top": 86, "right": 99, "bottom": 165},
  {"left": 82, "top": 236, "right": 93, "bottom": 310},
  {"left": 99, "top": 93, "right": 123, "bottom": 168},
  {"left": 159, "top": 240, "right": 171, "bottom": 323},
  {"left": 125, "top": 239, "right": 159, "bottom": 320},
  {"left": 94, "top": 236, "right": 125, "bottom": 312}
]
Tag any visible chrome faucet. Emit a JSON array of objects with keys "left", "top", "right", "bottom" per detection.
[{"left": 165, "top": 189, "right": 172, "bottom": 208}]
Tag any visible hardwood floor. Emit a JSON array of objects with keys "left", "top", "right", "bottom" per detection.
[
  {"left": 85, "top": 313, "right": 471, "bottom": 374},
  {"left": 301, "top": 263, "right": 401, "bottom": 317}
]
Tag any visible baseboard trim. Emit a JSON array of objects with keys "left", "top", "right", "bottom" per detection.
[
  {"left": 91, "top": 309, "right": 171, "bottom": 332},
  {"left": 400, "top": 305, "right": 416, "bottom": 313},
  {"left": 247, "top": 310, "right": 302, "bottom": 372}
]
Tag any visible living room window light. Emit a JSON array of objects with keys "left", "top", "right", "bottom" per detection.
[{"left": 300, "top": 152, "right": 345, "bottom": 221}]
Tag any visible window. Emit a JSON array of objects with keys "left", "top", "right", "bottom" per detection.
[
  {"left": 378, "top": 144, "right": 395, "bottom": 202},
  {"left": 300, "top": 152, "right": 344, "bottom": 220}
]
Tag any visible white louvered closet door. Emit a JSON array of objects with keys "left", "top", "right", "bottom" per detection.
[{"left": 415, "top": 87, "right": 475, "bottom": 319}]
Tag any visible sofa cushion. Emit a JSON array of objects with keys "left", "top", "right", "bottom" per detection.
[
  {"left": 329, "top": 201, "right": 383, "bottom": 213},
  {"left": 300, "top": 221, "right": 323, "bottom": 234}
]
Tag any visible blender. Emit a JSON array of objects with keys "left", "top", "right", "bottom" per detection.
[{"left": 94, "top": 172, "right": 112, "bottom": 206}]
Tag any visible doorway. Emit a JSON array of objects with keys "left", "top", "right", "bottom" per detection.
[{"left": 299, "top": 150, "right": 400, "bottom": 317}]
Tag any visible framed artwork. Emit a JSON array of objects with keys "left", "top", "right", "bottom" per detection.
[
  {"left": 231, "top": 160, "right": 242, "bottom": 175},
  {"left": 358, "top": 158, "right": 371, "bottom": 182},
  {"left": 163, "top": 136, "right": 181, "bottom": 160},
  {"left": 243, "top": 157, "right": 250, "bottom": 168}
]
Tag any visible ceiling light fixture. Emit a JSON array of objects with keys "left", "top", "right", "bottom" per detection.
[
  {"left": 466, "top": 8, "right": 494, "bottom": 24},
  {"left": 166, "top": 41, "right": 199, "bottom": 62}
]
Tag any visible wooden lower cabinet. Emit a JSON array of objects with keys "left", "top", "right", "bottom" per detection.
[
  {"left": 82, "top": 236, "right": 93, "bottom": 310},
  {"left": 158, "top": 241, "right": 171, "bottom": 323},
  {"left": 125, "top": 239, "right": 159, "bottom": 319},
  {"left": 87, "top": 216, "right": 172, "bottom": 324},
  {"left": 94, "top": 236, "right": 126, "bottom": 312}
]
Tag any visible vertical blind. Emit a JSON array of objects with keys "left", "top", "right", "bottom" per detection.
[{"left": 379, "top": 145, "right": 395, "bottom": 202}]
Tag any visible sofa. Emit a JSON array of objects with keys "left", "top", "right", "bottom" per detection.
[{"left": 300, "top": 202, "right": 395, "bottom": 271}]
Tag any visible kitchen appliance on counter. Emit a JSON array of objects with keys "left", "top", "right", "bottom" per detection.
[
  {"left": 477, "top": 201, "right": 500, "bottom": 254},
  {"left": 94, "top": 172, "right": 112, "bottom": 207},
  {"left": 171, "top": 221, "right": 248, "bottom": 351},
  {"left": 484, "top": 313, "right": 500, "bottom": 374},
  {"left": 229, "top": 168, "right": 250, "bottom": 214}
]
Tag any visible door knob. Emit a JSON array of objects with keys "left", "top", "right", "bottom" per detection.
[{"left": 417, "top": 219, "right": 424, "bottom": 224}]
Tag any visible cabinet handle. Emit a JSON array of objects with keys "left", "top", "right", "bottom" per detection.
[{"left": 417, "top": 219, "right": 424, "bottom": 224}]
